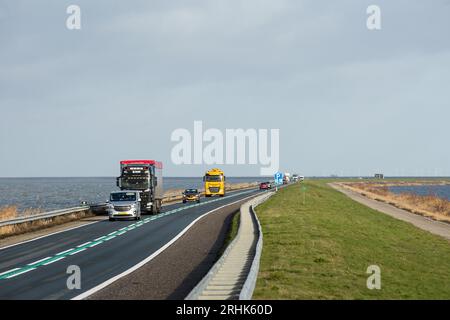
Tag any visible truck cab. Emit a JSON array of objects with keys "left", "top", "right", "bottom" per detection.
[
  {"left": 203, "top": 168, "right": 225, "bottom": 197},
  {"left": 116, "top": 160, "right": 163, "bottom": 214},
  {"left": 108, "top": 191, "right": 142, "bottom": 221}
]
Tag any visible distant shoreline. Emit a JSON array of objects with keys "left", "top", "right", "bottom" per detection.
[
  {"left": 1, "top": 176, "right": 450, "bottom": 179},
  {"left": 348, "top": 180, "right": 450, "bottom": 187},
  {"left": 339, "top": 181, "right": 450, "bottom": 223},
  {"left": 0, "top": 176, "right": 271, "bottom": 179}
]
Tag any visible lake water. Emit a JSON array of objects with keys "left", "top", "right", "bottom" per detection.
[
  {"left": 389, "top": 185, "right": 450, "bottom": 201},
  {"left": 0, "top": 177, "right": 263, "bottom": 212}
]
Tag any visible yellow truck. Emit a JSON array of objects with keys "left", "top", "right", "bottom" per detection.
[{"left": 203, "top": 168, "right": 226, "bottom": 197}]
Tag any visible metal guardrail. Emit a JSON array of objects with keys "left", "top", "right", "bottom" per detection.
[
  {"left": 163, "top": 183, "right": 259, "bottom": 204},
  {"left": 0, "top": 185, "right": 261, "bottom": 229},
  {"left": 0, "top": 206, "right": 90, "bottom": 228},
  {"left": 186, "top": 191, "right": 273, "bottom": 300}
]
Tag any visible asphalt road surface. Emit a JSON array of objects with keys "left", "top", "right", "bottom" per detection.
[{"left": 0, "top": 188, "right": 262, "bottom": 300}]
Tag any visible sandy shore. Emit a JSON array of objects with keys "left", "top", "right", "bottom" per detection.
[
  {"left": 330, "top": 183, "right": 450, "bottom": 240},
  {"left": 338, "top": 181, "right": 450, "bottom": 223},
  {"left": 347, "top": 180, "right": 450, "bottom": 188}
]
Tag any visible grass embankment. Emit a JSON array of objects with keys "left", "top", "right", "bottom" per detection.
[
  {"left": 253, "top": 181, "right": 450, "bottom": 299},
  {"left": 341, "top": 181, "right": 450, "bottom": 223}
]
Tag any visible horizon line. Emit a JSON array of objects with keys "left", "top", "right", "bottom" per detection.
[{"left": 1, "top": 176, "right": 450, "bottom": 179}]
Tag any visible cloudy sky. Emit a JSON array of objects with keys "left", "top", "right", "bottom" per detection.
[{"left": 1, "top": 0, "right": 449, "bottom": 177}]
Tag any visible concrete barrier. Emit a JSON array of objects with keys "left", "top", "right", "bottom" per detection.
[{"left": 185, "top": 191, "right": 273, "bottom": 300}]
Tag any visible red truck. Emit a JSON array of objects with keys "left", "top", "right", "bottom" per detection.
[{"left": 116, "top": 160, "right": 163, "bottom": 214}]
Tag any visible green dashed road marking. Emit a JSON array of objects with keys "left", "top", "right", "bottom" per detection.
[
  {"left": 5, "top": 267, "right": 36, "bottom": 279},
  {"left": 0, "top": 189, "right": 256, "bottom": 280}
]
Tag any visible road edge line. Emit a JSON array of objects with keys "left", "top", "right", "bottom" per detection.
[{"left": 0, "top": 221, "right": 100, "bottom": 252}]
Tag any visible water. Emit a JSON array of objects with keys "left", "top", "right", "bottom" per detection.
[
  {"left": 0, "top": 177, "right": 262, "bottom": 212},
  {"left": 389, "top": 185, "right": 450, "bottom": 201}
]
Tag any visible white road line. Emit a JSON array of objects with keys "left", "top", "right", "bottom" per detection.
[
  {"left": 43, "top": 257, "right": 65, "bottom": 265},
  {"left": 0, "top": 220, "right": 101, "bottom": 252},
  {"left": 72, "top": 192, "right": 258, "bottom": 300},
  {"left": 6, "top": 268, "right": 35, "bottom": 279},
  {"left": 69, "top": 248, "right": 87, "bottom": 255},
  {"left": 56, "top": 248, "right": 74, "bottom": 256},
  {"left": 27, "top": 256, "right": 52, "bottom": 266},
  {"left": 0, "top": 199, "right": 186, "bottom": 252},
  {"left": 0, "top": 268, "right": 21, "bottom": 277},
  {"left": 77, "top": 242, "right": 92, "bottom": 248},
  {"left": 88, "top": 242, "right": 102, "bottom": 248},
  {"left": 94, "top": 236, "right": 107, "bottom": 241}
]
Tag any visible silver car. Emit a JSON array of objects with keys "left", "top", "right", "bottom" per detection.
[{"left": 108, "top": 191, "right": 142, "bottom": 221}]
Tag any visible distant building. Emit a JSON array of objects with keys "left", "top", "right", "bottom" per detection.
[{"left": 374, "top": 173, "right": 384, "bottom": 179}]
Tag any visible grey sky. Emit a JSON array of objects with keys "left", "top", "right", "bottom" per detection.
[{"left": 1, "top": 0, "right": 449, "bottom": 177}]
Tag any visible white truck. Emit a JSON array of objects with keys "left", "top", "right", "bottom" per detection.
[
  {"left": 283, "top": 172, "right": 291, "bottom": 184},
  {"left": 292, "top": 174, "right": 305, "bottom": 182}
]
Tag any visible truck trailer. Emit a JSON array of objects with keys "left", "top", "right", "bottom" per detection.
[{"left": 116, "top": 160, "right": 163, "bottom": 214}]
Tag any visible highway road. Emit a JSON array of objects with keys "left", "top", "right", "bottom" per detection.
[{"left": 0, "top": 188, "right": 263, "bottom": 300}]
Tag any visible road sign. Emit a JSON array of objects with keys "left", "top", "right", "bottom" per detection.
[{"left": 274, "top": 172, "right": 284, "bottom": 185}]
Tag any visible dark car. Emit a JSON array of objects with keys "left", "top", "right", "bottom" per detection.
[
  {"left": 259, "top": 182, "right": 271, "bottom": 190},
  {"left": 183, "top": 189, "right": 201, "bottom": 203}
]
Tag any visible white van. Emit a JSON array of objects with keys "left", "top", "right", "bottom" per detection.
[{"left": 108, "top": 190, "right": 142, "bottom": 221}]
